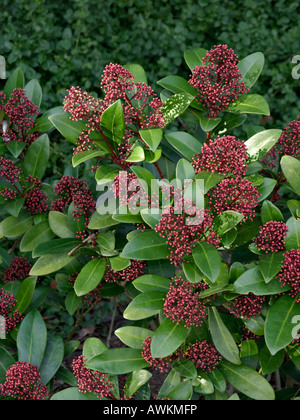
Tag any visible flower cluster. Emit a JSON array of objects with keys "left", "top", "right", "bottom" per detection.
[
  {"left": 0, "top": 362, "right": 49, "bottom": 400},
  {"left": 185, "top": 341, "right": 222, "bottom": 373},
  {"left": 72, "top": 355, "right": 112, "bottom": 399},
  {"left": 104, "top": 260, "right": 146, "bottom": 284},
  {"left": 254, "top": 221, "right": 288, "bottom": 253},
  {"left": 228, "top": 293, "right": 265, "bottom": 319},
  {"left": 142, "top": 336, "right": 173, "bottom": 373},
  {"left": 0, "top": 157, "right": 22, "bottom": 185},
  {"left": 155, "top": 202, "right": 220, "bottom": 266},
  {"left": 64, "top": 64, "right": 164, "bottom": 168},
  {"left": 2, "top": 257, "right": 32, "bottom": 284},
  {"left": 24, "top": 176, "right": 48, "bottom": 215},
  {"left": 0, "top": 89, "right": 40, "bottom": 145},
  {"left": 51, "top": 176, "right": 96, "bottom": 226},
  {"left": 278, "top": 248, "right": 300, "bottom": 302},
  {"left": 192, "top": 135, "right": 248, "bottom": 177},
  {"left": 189, "top": 44, "right": 248, "bottom": 118},
  {"left": 264, "top": 116, "right": 300, "bottom": 168},
  {"left": 208, "top": 177, "right": 260, "bottom": 220},
  {"left": 164, "top": 277, "right": 210, "bottom": 328},
  {"left": 0, "top": 288, "right": 23, "bottom": 334}
]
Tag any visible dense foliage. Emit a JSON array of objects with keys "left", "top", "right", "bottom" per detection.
[
  {"left": 0, "top": 43, "right": 300, "bottom": 401},
  {"left": 0, "top": 0, "right": 299, "bottom": 128}
]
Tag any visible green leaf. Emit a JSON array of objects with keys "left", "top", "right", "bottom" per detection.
[
  {"left": 95, "top": 166, "right": 120, "bottom": 185},
  {"left": 281, "top": 155, "right": 300, "bottom": 196},
  {"left": 49, "top": 211, "right": 75, "bottom": 238},
  {"left": 198, "top": 113, "right": 222, "bottom": 132},
  {"left": 228, "top": 94, "right": 270, "bottom": 116},
  {"left": 49, "top": 112, "right": 96, "bottom": 145},
  {"left": 265, "top": 295, "right": 300, "bottom": 355},
  {"left": 192, "top": 242, "right": 221, "bottom": 283},
  {"left": 220, "top": 361, "right": 275, "bottom": 400},
  {"left": 86, "top": 348, "right": 149, "bottom": 374},
  {"left": 257, "top": 178, "right": 277, "bottom": 202},
  {"left": 15, "top": 276, "right": 37, "bottom": 314},
  {"left": 208, "top": 307, "right": 241, "bottom": 365},
  {"left": 157, "top": 75, "right": 198, "bottom": 97},
  {"left": 88, "top": 210, "right": 119, "bottom": 230},
  {"left": 213, "top": 211, "right": 244, "bottom": 236},
  {"left": 165, "top": 131, "right": 203, "bottom": 160},
  {"left": 3, "top": 68, "right": 25, "bottom": 97},
  {"left": 124, "top": 291, "right": 166, "bottom": 320},
  {"left": 157, "top": 370, "right": 181, "bottom": 399},
  {"left": 133, "top": 274, "right": 171, "bottom": 293},
  {"left": 33, "top": 238, "right": 81, "bottom": 258},
  {"left": 285, "top": 217, "right": 300, "bottom": 251},
  {"left": 83, "top": 338, "right": 108, "bottom": 361},
  {"left": 17, "top": 310, "right": 47, "bottom": 368},
  {"left": 261, "top": 200, "right": 284, "bottom": 224},
  {"left": 162, "top": 93, "right": 194, "bottom": 126},
  {"left": 23, "top": 134, "right": 50, "bottom": 180},
  {"left": 115, "top": 326, "right": 154, "bottom": 349},
  {"left": 139, "top": 128, "right": 163, "bottom": 152},
  {"left": 0, "top": 347, "right": 15, "bottom": 384},
  {"left": 109, "top": 255, "right": 131, "bottom": 271},
  {"left": 259, "top": 346, "right": 285, "bottom": 375},
  {"left": 173, "top": 359, "right": 197, "bottom": 379},
  {"left": 126, "top": 146, "right": 145, "bottom": 162},
  {"left": 5, "top": 197, "right": 25, "bottom": 218},
  {"left": 74, "top": 258, "right": 106, "bottom": 297},
  {"left": 258, "top": 252, "right": 284, "bottom": 284},
  {"left": 287, "top": 200, "right": 300, "bottom": 219},
  {"left": 33, "top": 106, "right": 64, "bottom": 133},
  {"left": 184, "top": 47, "right": 207, "bottom": 71},
  {"left": 24, "top": 79, "right": 43, "bottom": 108},
  {"left": 65, "top": 291, "right": 82, "bottom": 316},
  {"left": 124, "top": 64, "right": 148, "bottom": 84},
  {"left": 176, "top": 158, "right": 195, "bottom": 185},
  {"left": 167, "top": 379, "right": 193, "bottom": 400},
  {"left": 195, "top": 171, "right": 225, "bottom": 194},
  {"left": 40, "top": 336, "right": 64, "bottom": 385},
  {"left": 233, "top": 267, "right": 289, "bottom": 295},
  {"left": 151, "top": 318, "right": 190, "bottom": 358},
  {"left": 121, "top": 231, "right": 169, "bottom": 261},
  {"left": 100, "top": 99, "right": 125, "bottom": 145},
  {"left": 240, "top": 340, "right": 259, "bottom": 370},
  {"left": 30, "top": 254, "right": 76, "bottom": 276},
  {"left": 20, "top": 221, "right": 55, "bottom": 252},
  {"left": 72, "top": 150, "right": 108, "bottom": 167},
  {"left": 51, "top": 387, "right": 99, "bottom": 400},
  {"left": 245, "top": 129, "right": 282, "bottom": 163},
  {"left": 6, "top": 141, "right": 26, "bottom": 158},
  {"left": 238, "top": 52, "right": 265, "bottom": 89},
  {"left": 125, "top": 369, "right": 152, "bottom": 398},
  {"left": 0, "top": 212, "right": 33, "bottom": 239}
]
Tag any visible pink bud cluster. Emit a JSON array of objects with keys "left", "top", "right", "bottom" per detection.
[
  {"left": 2, "top": 257, "right": 32, "bottom": 284},
  {"left": 185, "top": 340, "right": 222, "bottom": 373},
  {"left": 163, "top": 277, "right": 211, "bottom": 328},
  {"left": 192, "top": 135, "right": 248, "bottom": 177},
  {"left": 72, "top": 355, "right": 112, "bottom": 399},
  {"left": 104, "top": 260, "right": 146, "bottom": 284},
  {"left": 228, "top": 293, "right": 265, "bottom": 319},
  {"left": 0, "top": 157, "right": 22, "bottom": 185},
  {"left": 278, "top": 248, "right": 300, "bottom": 302},
  {"left": 155, "top": 204, "right": 220, "bottom": 266},
  {"left": 208, "top": 177, "right": 260, "bottom": 220},
  {"left": 0, "top": 89, "right": 40, "bottom": 145},
  {"left": 0, "top": 362, "right": 49, "bottom": 400},
  {"left": 254, "top": 221, "right": 288, "bottom": 253},
  {"left": 24, "top": 176, "right": 48, "bottom": 215},
  {"left": 51, "top": 176, "right": 96, "bottom": 225},
  {"left": 189, "top": 44, "right": 248, "bottom": 118},
  {"left": 0, "top": 288, "right": 23, "bottom": 333}
]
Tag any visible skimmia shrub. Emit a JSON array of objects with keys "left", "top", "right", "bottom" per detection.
[{"left": 0, "top": 44, "right": 299, "bottom": 402}]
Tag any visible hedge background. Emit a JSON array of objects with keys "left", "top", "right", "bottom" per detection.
[{"left": 0, "top": 0, "right": 299, "bottom": 126}]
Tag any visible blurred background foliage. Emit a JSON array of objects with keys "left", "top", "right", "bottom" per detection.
[{"left": 0, "top": 0, "right": 299, "bottom": 127}]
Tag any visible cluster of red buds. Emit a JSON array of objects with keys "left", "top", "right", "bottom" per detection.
[
  {"left": 0, "top": 362, "right": 49, "bottom": 400},
  {"left": 141, "top": 336, "right": 173, "bottom": 373},
  {"left": 0, "top": 288, "right": 23, "bottom": 333},
  {"left": 184, "top": 340, "right": 222, "bottom": 373},
  {"left": 2, "top": 257, "right": 32, "bottom": 283},
  {"left": 189, "top": 44, "right": 248, "bottom": 118},
  {"left": 69, "top": 273, "right": 102, "bottom": 307},
  {"left": 72, "top": 355, "right": 113, "bottom": 399},
  {"left": 278, "top": 248, "right": 300, "bottom": 302},
  {"left": 254, "top": 221, "right": 288, "bottom": 253},
  {"left": 104, "top": 260, "right": 146, "bottom": 284},
  {"left": 227, "top": 293, "right": 266, "bottom": 320},
  {"left": 0, "top": 88, "right": 40, "bottom": 146}
]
